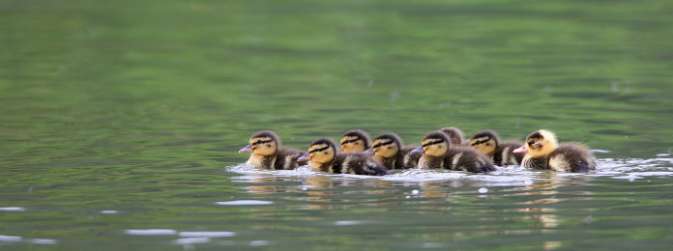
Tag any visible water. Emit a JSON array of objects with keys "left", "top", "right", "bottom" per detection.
[{"left": 2, "top": 0, "right": 673, "bottom": 250}]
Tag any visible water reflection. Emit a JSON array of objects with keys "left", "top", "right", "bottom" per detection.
[
  {"left": 302, "top": 176, "right": 333, "bottom": 210},
  {"left": 244, "top": 176, "right": 281, "bottom": 194}
]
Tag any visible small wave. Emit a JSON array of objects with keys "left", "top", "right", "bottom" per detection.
[
  {"left": 125, "top": 229, "right": 177, "bottom": 236},
  {"left": 179, "top": 231, "right": 236, "bottom": 238},
  {"left": 0, "top": 207, "right": 26, "bottom": 212},
  {"left": 215, "top": 200, "right": 273, "bottom": 206},
  {"left": 174, "top": 237, "right": 210, "bottom": 245},
  {"left": 0, "top": 235, "right": 22, "bottom": 243},
  {"left": 249, "top": 240, "right": 270, "bottom": 247},
  {"left": 100, "top": 210, "right": 119, "bottom": 215},
  {"left": 0, "top": 235, "right": 57, "bottom": 245},
  {"left": 334, "top": 220, "right": 364, "bottom": 226},
  {"left": 30, "top": 238, "right": 58, "bottom": 245}
]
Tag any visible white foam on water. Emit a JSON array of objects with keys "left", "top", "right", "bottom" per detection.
[
  {"left": 179, "top": 231, "right": 236, "bottom": 238},
  {"left": 0, "top": 235, "right": 22, "bottom": 243},
  {"left": 229, "top": 164, "right": 317, "bottom": 177},
  {"left": 215, "top": 200, "right": 273, "bottom": 206},
  {"left": 100, "top": 210, "right": 119, "bottom": 215},
  {"left": 30, "top": 238, "right": 58, "bottom": 245},
  {"left": 227, "top": 156, "right": 673, "bottom": 185},
  {"left": 0, "top": 207, "right": 25, "bottom": 212},
  {"left": 125, "top": 229, "right": 177, "bottom": 236},
  {"left": 592, "top": 149, "right": 611, "bottom": 153},
  {"left": 334, "top": 220, "right": 363, "bottom": 226},
  {"left": 174, "top": 237, "right": 210, "bottom": 245},
  {"left": 249, "top": 240, "right": 270, "bottom": 247}
]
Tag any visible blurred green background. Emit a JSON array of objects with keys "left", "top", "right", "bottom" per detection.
[{"left": 1, "top": 0, "right": 673, "bottom": 250}]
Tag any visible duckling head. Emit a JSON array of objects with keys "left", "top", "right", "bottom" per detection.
[
  {"left": 420, "top": 131, "right": 451, "bottom": 157},
  {"left": 469, "top": 130, "right": 500, "bottom": 156},
  {"left": 306, "top": 138, "right": 337, "bottom": 169},
  {"left": 440, "top": 127, "right": 465, "bottom": 145},
  {"left": 339, "top": 129, "right": 371, "bottom": 154},
  {"left": 514, "top": 129, "right": 559, "bottom": 158},
  {"left": 371, "top": 133, "right": 402, "bottom": 159},
  {"left": 239, "top": 130, "right": 279, "bottom": 156}
]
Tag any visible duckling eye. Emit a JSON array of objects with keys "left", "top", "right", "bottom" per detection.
[
  {"left": 387, "top": 146, "right": 392, "bottom": 149},
  {"left": 323, "top": 151, "right": 328, "bottom": 155},
  {"left": 355, "top": 142, "right": 360, "bottom": 145},
  {"left": 266, "top": 144, "right": 271, "bottom": 148}
]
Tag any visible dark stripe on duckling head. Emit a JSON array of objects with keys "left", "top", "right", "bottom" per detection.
[
  {"left": 309, "top": 145, "right": 331, "bottom": 153},
  {"left": 372, "top": 133, "right": 403, "bottom": 148},
  {"left": 251, "top": 138, "right": 274, "bottom": 146},
  {"left": 423, "top": 131, "right": 453, "bottom": 145},
  {"left": 527, "top": 131, "right": 544, "bottom": 140},
  {"left": 342, "top": 129, "right": 371, "bottom": 148},
  {"left": 309, "top": 138, "right": 337, "bottom": 153},
  {"left": 422, "top": 139, "right": 445, "bottom": 147},
  {"left": 372, "top": 139, "right": 395, "bottom": 148},
  {"left": 470, "top": 130, "right": 500, "bottom": 143},
  {"left": 340, "top": 137, "right": 362, "bottom": 145},
  {"left": 470, "top": 137, "right": 491, "bottom": 146},
  {"left": 251, "top": 130, "right": 281, "bottom": 145}
]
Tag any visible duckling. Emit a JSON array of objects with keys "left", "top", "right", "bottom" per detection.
[
  {"left": 468, "top": 130, "right": 524, "bottom": 166},
  {"left": 302, "top": 138, "right": 387, "bottom": 176},
  {"left": 415, "top": 131, "right": 495, "bottom": 173},
  {"left": 513, "top": 130, "right": 596, "bottom": 172},
  {"left": 238, "top": 130, "right": 305, "bottom": 170},
  {"left": 440, "top": 127, "right": 466, "bottom": 145},
  {"left": 371, "top": 133, "right": 420, "bottom": 170},
  {"left": 339, "top": 129, "right": 372, "bottom": 154}
]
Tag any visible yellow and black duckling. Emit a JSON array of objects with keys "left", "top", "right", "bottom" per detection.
[
  {"left": 440, "top": 127, "right": 466, "bottom": 145},
  {"left": 239, "top": 130, "right": 305, "bottom": 170},
  {"left": 339, "top": 129, "right": 372, "bottom": 154},
  {"left": 468, "top": 130, "right": 524, "bottom": 166},
  {"left": 513, "top": 130, "right": 596, "bottom": 172},
  {"left": 371, "top": 133, "right": 420, "bottom": 170},
  {"left": 415, "top": 131, "right": 495, "bottom": 173},
  {"left": 301, "top": 138, "right": 387, "bottom": 176}
]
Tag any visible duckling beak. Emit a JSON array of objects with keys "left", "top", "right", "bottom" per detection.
[
  {"left": 410, "top": 146, "right": 423, "bottom": 155},
  {"left": 238, "top": 145, "right": 252, "bottom": 153},
  {"left": 513, "top": 145, "right": 527, "bottom": 154}
]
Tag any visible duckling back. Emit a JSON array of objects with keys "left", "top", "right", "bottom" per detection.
[
  {"left": 338, "top": 153, "right": 388, "bottom": 176},
  {"left": 274, "top": 148, "right": 305, "bottom": 170},
  {"left": 495, "top": 141, "right": 525, "bottom": 166},
  {"left": 548, "top": 143, "right": 596, "bottom": 172},
  {"left": 401, "top": 146, "right": 422, "bottom": 168},
  {"left": 445, "top": 146, "right": 496, "bottom": 173}
]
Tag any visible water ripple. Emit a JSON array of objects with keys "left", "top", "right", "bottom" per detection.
[
  {"left": 227, "top": 156, "right": 673, "bottom": 185},
  {"left": 215, "top": 200, "right": 273, "bottom": 206},
  {"left": 125, "top": 229, "right": 177, "bottom": 236}
]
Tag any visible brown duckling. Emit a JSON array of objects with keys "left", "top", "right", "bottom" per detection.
[
  {"left": 415, "top": 131, "right": 495, "bottom": 173},
  {"left": 440, "top": 127, "right": 466, "bottom": 145},
  {"left": 339, "top": 129, "right": 372, "bottom": 154},
  {"left": 468, "top": 130, "right": 524, "bottom": 166},
  {"left": 239, "top": 130, "right": 305, "bottom": 170},
  {"left": 301, "top": 138, "right": 387, "bottom": 176},
  {"left": 371, "top": 133, "right": 420, "bottom": 170},
  {"left": 513, "top": 129, "right": 596, "bottom": 172}
]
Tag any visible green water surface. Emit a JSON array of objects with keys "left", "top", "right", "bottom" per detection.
[{"left": 2, "top": 0, "right": 673, "bottom": 250}]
